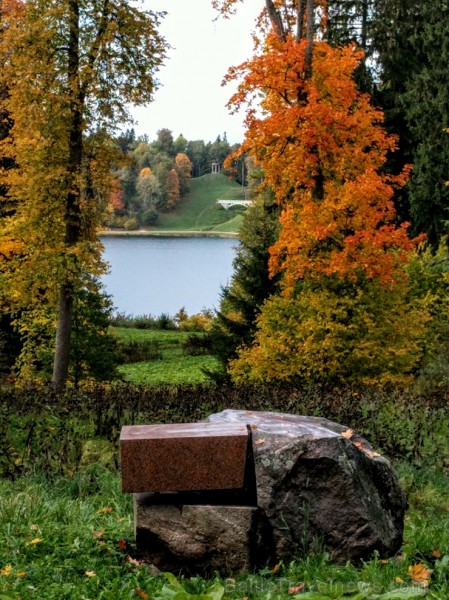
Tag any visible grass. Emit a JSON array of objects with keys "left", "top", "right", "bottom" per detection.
[
  {"left": 112, "top": 327, "right": 219, "bottom": 386},
  {"left": 3, "top": 327, "right": 449, "bottom": 597},
  {"left": 155, "top": 173, "right": 246, "bottom": 234},
  {"left": 1, "top": 463, "right": 449, "bottom": 598}
]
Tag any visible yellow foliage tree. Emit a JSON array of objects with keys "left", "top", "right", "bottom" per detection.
[{"left": 0, "top": 0, "right": 167, "bottom": 389}]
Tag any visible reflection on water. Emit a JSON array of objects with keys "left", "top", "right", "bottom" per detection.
[{"left": 100, "top": 236, "right": 237, "bottom": 316}]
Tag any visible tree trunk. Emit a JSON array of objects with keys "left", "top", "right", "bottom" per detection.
[
  {"left": 305, "top": 0, "right": 315, "bottom": 77},
  {"left": 51, "top": 0, "right": 83, "bottom": 392},
  {"left": 52, "top": 283, "right": 74, "bottom": 392},
  {"left": 266, "top": 0, "right": 286, "bottom": 42}
]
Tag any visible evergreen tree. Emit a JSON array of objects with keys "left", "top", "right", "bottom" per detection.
[
  {"left": 207, "top": 188, "right": 280, "bottom": 378},
  {"left": 372, "top": 0, "right": 449, "bottom": 246}
]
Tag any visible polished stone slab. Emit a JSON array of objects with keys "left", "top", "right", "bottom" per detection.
[{"left": 120, "top": 422, "right": 249, "bottom": 493}]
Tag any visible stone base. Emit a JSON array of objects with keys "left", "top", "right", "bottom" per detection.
[{"left": 134, "top": 495, "right": 268, "bottom": 576}]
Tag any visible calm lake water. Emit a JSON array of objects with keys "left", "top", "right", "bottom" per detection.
[{"left": 100, "top": 236, "right": 237, "bottom": 316}]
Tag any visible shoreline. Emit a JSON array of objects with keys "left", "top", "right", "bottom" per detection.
[{"left": 99, "top": 229, "right": 239, "bottom": 239}]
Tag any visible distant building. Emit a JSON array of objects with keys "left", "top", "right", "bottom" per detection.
[{"left": 211, "top": 161, "right": 220, "bottom": 174}]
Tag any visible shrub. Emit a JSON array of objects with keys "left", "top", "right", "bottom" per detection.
[
  {"left": 117, "top": 340, "right": 162, "bottom": 363},
  {"left": 123, "top": 217, "right": 138, "bottom": 231},
  {"left": 182, "top": 334, "right": 213, "bottom": 356},
  {"left": 1, "top": 382, "right": 448, "bottom": 478},
  {"left": 175, "top": 307, "right": 214, "bottom": 332},
  {"left": 140, "top": 207, "right": 159, "bottom": 226}
]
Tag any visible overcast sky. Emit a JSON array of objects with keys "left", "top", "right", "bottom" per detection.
[{"left": 129, "top": 0, "right": 260, "bottom": 145}]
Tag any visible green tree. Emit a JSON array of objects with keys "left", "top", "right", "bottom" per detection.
[
  {"left": 154, "top": 128, "right": 176, "bottom": 158},
  {"left": 208, "top": 188, "right": 280, "bottom": 378},
  {"left": 372, "top": 0, "right": 449, "bottom": 245},
  {"left": 70, "top": 277, "right": 120, "bottom": 389},
  {"left": 0, "top": 0, "right": 167, "bottom": 390},
  {"left": 186, "top": 140, "right": 208, "bottom": 177}
]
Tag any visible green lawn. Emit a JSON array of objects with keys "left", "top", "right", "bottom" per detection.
[
  {"left": 155, "top": 173, "right": 246, "bottom": 234},
  {"left": 1, "top": 463, "right": 449, "bottom": 598},
  {"left": 112, "top": 327, "right": 219, "bottom": 385}
]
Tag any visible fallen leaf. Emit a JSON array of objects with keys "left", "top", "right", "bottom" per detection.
[
  {"left": 30, "top": 524, "right": 40, "bottom": 531},
  {"left": 395, "top": 576, "right": 404, "bottom": 583},
  {"left": 0, "top": 564, "right": 12, "bottom": 576},
  {"left": 433, "top": 550, "right": 442, "bottom": 558},
  {"left": 250, "top": 424, "right": 257, "bottom": 429},
  {"left": 270, "top": 563, "right": 281, "bottom": 574},
  {"left": 85, "top": 571, "right": 96, "bottom": 577},
  {"left": 126, "top": 556, "right": 143, "bottom": 566},
  {"left": 408, "top": 563, "right": 432, "bottom": 586},
  {"left": 97, "top": 507, "right": 113, "bottom": 513},
  {"left": 118, "top": 539, "right": 127, "bottom": 551},
  {"left": 341, "top": 429, "right": 353, "bottom": 439},
  {"left": 353, "top": 441, "right": 364, "bottom": 450},
  {"left": 26, "top": 538, "right": 43, "bottom": 546},
  {"left": 93, "top": 531, "right": 104, "bottom": 538},
  {"left": 288, "top": 584, "right": 305, "bottom": 594},
  {"left": 255, "top": 438, "right": 266, "bottom": 445},
  {"left": 135, "top": 589, "right": 149, "bottom": 599}
]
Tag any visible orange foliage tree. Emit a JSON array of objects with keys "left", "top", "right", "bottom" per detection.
[
  {"left": 166, "top": 168, "right": 180, "bottom": 210},
  {"left": 217, "top": 0, "right": 428, "bottom": 384}
]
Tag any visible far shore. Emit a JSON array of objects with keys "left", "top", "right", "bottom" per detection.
[{"left": 99, "top": 229, "right": 239, "bottom": 239}]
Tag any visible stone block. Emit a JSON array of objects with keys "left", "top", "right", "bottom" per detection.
[
  {"left": 134, "top": 496, "right": 262, "bottom": 575},
  {"left": 120, "top": 422, "right": 249, "bottom": 493}
]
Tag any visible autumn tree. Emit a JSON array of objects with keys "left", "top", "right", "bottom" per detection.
[
  {"left": 215, "top": 0, "right": 427, "bottom": 385},
  {"left": 136, "top": 167, "right": 161, "bottom": 212},
  {"left": 0, "top": 0, "right": 167, "bottom": 390},
  {"left": 175, "top": 152, "right": 193, "bottom": 196},
  {"left": 165, "top": 168, "right": 180, "bottom": 210}
]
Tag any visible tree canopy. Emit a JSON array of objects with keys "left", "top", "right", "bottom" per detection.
[{"left": 0, "top": 0, "right": 167, "bottom": 389}]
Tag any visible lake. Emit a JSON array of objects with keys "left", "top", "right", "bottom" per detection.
[{"left": 100, "top": 236, "right": 238, "bottom": 316}]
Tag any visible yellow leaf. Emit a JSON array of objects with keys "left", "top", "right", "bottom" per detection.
[
  {"left": 97, "top": 507, "right": 113, "bottom": 513},
  {"left": 26, "top": 538, "right": 43, "bottom": 546},
  {"left": 408, "top": 563, "right": 432, "bottom": 586},
  {"left": 341, "top": 429, "right": 353, "bottom": 439},
  {"left": 395, "top": 577, "right": 404, "bottom": 583},
  {"left": 17, "top": 571, "right": 26, "bottom": 577},
  {"left": 255, "top": 438, "right": 266, "bottom": 445},
  {"left": 0, "top": 564, "right": 12, "bottom": 576},
  {"left": 85, "top": 571, "right": 96, "bottom": 577}
]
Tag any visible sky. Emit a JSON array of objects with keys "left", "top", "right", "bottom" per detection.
[{"left": 129, "top": 0, "right": 261, "bottom": 145}]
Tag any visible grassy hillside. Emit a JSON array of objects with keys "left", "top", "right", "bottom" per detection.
[{"left": 155, "top": 173, "right": 247, "bottom": 234}]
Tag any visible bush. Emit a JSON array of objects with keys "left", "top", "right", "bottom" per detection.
[
  {"left": 117, "top": 340, "right": 162, "bottom": 363},
  {"left": 1, "top": 382, "right": 449, "bottom": 478},
  {"left": 175, "top": 307, "right": 214, "bottom": 331},
  {"left": 109, "top": 313, "right": 177, "bottom": 330},
  {"left": 182, "top": 334, "right": 213, "bottom": 356},
  {"left": 140, "top": 207, "right": 159, "bottom": 226},
  {"left": 123, "top": 217, "right": 138, "bottom": 231}
]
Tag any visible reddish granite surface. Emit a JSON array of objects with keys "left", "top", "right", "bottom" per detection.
[{"left": 120, "top": 422, "right": 249, "bottom": 493}]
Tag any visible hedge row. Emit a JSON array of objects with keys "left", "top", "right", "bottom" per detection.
[{"left": 1, "top": 382, "right": 448, "bottom": 477}]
